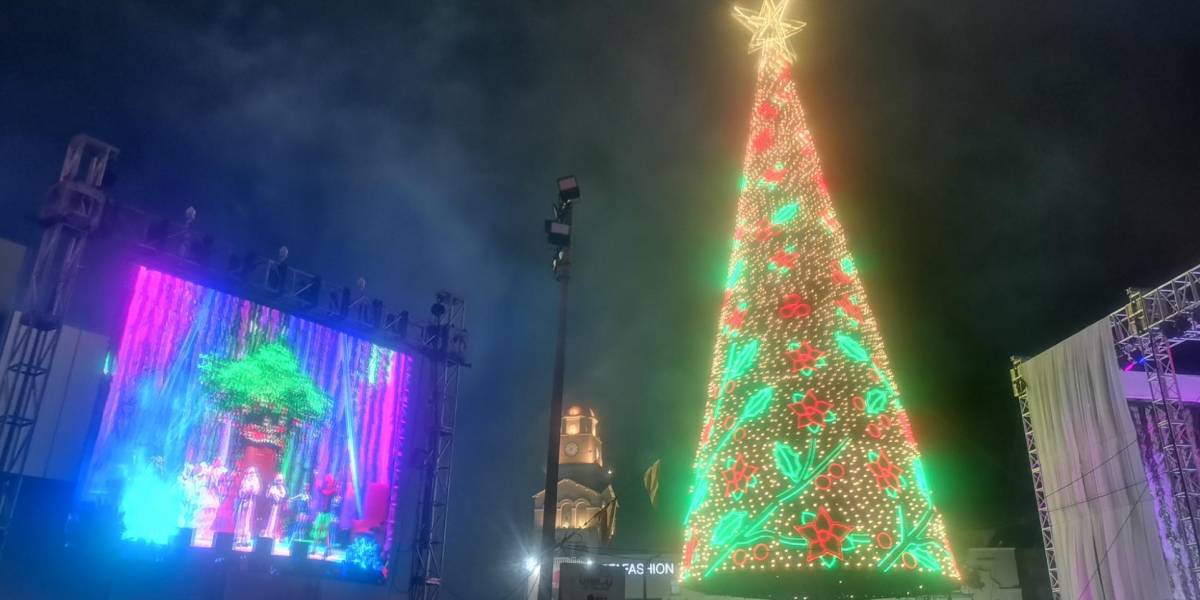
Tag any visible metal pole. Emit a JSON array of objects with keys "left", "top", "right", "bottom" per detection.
[
  {"left": 538, "top": 265, "right": 570, "bottom": 600},
  {"left": 538, "top": 180, "right": 576, "bottom": 600}
]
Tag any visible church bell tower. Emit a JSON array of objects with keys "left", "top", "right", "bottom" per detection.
[
  {"left": 532, "top": 404, "right": 617, "bottom": 553},
  {"left": 559, "top": 405, "right": 603, "bottom": 466}
]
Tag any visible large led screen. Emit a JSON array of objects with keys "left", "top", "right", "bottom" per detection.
[{"left": 84, "top": 267, "right": 413, "bottom": 568}]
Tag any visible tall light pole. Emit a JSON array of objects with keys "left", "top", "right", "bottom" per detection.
[{"left": 537, "top": 175, "right": 579, "bottom": 600}]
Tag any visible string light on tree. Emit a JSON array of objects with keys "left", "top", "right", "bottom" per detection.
[{"left": 680, "top": 1, "right": 960, "bottom": 596}]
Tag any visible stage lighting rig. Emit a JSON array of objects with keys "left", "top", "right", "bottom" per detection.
[{"left": 545, "top": 176, "right": 579, "bottom": 280}]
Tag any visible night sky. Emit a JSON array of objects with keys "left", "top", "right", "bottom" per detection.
[{"left": 4, "top": 1, "right": 1200, "bottom": 597}]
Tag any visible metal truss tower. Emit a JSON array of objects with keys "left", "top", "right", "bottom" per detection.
[
  {"left": 0, "top": 135, "right": 118, "bottom": 550},
  {"left": 405, "top": 291, "right": 467, "bottom": 600},
  {"left": 1114, "top": 273, "right": 1200, "bottom": 594},
  {"left": 1009, "top": 359, "right": 1061, "bottom": 600}
]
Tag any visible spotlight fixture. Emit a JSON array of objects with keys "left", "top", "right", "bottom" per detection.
[
  {"left": 557, "top": 175, "right": 580, "bottom": 202},
  {"left": 545, "top": 220, "right": 571, "bottom": 247}
]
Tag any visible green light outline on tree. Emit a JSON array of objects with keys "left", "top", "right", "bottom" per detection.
[{"left": 702, "top": 436, "right": 851, "bottom": 578}]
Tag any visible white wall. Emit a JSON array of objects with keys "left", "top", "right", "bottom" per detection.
[
  {"left": 0, "top": 237, "right": 25, "bottom": 311},
  {"left": 0, "top": 311, "right": 108, "bottom": 481},
  {"left": 961, "top": 547, "right": 1024, "bottom": 600}
]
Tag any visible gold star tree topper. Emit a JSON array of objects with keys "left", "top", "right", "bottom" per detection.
[{"left": 732, "top": 0, "right": 806, "bottom": 61}]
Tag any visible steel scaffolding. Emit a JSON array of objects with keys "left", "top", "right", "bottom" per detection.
[
  {"left": 1010, "top": 359, "right": 1061, "bottom": 600},
  {"left": 406, "top": 291, "right": 466, "bottom": 600},
  {"left": 1114, "top": 273, "right": 1200, "bottom": 594},
  {"left": 1015, "top": 262, "right": 1200, "bottom": 598},
  {"left": 0, "top": 135, "right": 118, "bottom": 550}
]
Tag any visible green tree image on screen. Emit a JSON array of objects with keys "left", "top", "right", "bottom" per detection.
[
  {"left": 200, "top": 342, "right": 331, "bottom": 425},
  {"left": 680, "top": 2, "right": 959, "bottom": 596}
]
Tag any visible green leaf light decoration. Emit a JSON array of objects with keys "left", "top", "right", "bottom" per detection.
[
  {"left": 739, "top": 387, "right": 775, "bottom": 421},
  {"left": 773, "top": 441, "right": 803, "bottom": 483},
  {"left": 834, "top": 331, "right": 870, "bottom": 363},
  {"left": 712, "top": 511, "right": 749, "bottom": 547},
  {"left": 771, "top": 202, "right": 800, "bottom": 225}
]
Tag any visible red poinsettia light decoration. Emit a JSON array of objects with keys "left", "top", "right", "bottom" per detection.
[
  {"left": 725, "top": 304, "right": 748, "bottom": 331},
  {"left": 751, "top": 128, "right": 775, "bottom": 154},
  {"left": 752, "top": 218, "right": 780, "bottom": 243},
  {"left": 769, "top": 248, "right": 799, "bottom": 271},
  {"left": 788, "top": 389, "right": 833, "bottom": 431},
  {"left": 867, "top": 449, "right": 904, "bottom": 495},
  {"left": 794, "top": 506, "right": 854, "bottom": 563},
  {"left": 757, "top": 100, "right": 779, "bottom": 121},
  {"left": 722, "top": 453, "right": 759, "bottom": 497},
  {"left": 785, "top": 340, "right": 825, "bottom": 375},
  {"left": 682, "top": 535, "right": 699, "bottom": 570}
]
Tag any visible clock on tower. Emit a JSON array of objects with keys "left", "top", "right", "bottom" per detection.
[{"left": 559, "top": 405, "right": 603, "bottom": 465}]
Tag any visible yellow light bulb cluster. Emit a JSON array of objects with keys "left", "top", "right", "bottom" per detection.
[{"left": 679, "top": 4, "right": 959, "bottom": 595}]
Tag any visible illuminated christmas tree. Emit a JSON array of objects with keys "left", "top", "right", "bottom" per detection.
[{"left": 680, "top": 2, "right": 959, "bottom": 597}]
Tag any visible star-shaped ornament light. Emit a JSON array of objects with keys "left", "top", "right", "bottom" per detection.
[{"left": 733, "top": 0, "right": 806, "bottom": 61}]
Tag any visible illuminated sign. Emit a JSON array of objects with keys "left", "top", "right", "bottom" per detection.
[
  {"left": 603, "top": 562, "right": 677, "bottom": 576},
  {"left": 560, "top": 563, "right": 625, "bottom": 600}
]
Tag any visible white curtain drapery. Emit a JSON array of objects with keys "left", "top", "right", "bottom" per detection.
[{"left": 1020, "top": 320, "right": 1175, "bottom": 599}]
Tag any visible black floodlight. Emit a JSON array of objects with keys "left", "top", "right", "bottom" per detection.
[
  {"left": 557, "top": 176, "right": 580, "bottom": 202},
  {"left": 545, "top": 220, "right": 571, "bottom": 246}
]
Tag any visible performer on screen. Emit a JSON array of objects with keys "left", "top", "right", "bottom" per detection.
[
  {"left": 287, "top": 482, "right": 313, "bottom": 542},
  {"left": 210, "top": 459, "right": 236, "bottom": 536},
  {"left": 263, "top": 473, "right": 288, "bottom": 540},
  {"left": 178, "top": 462, "right": 201, "bottom": 527},
  {"left": 233, "top": 466, "right": 261, "bottom": 547},
  {"left": 311, "top": 492, "right": 342, "bottom": 559},
  {"left": 212, "top": 459, "right": 231, "bottom": 498},
  {"left": 192, "top": 462, "right": 221, "bottom": 542},
  {"left": 316, "top": 473, "right": 337, "bottom": 511}
]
